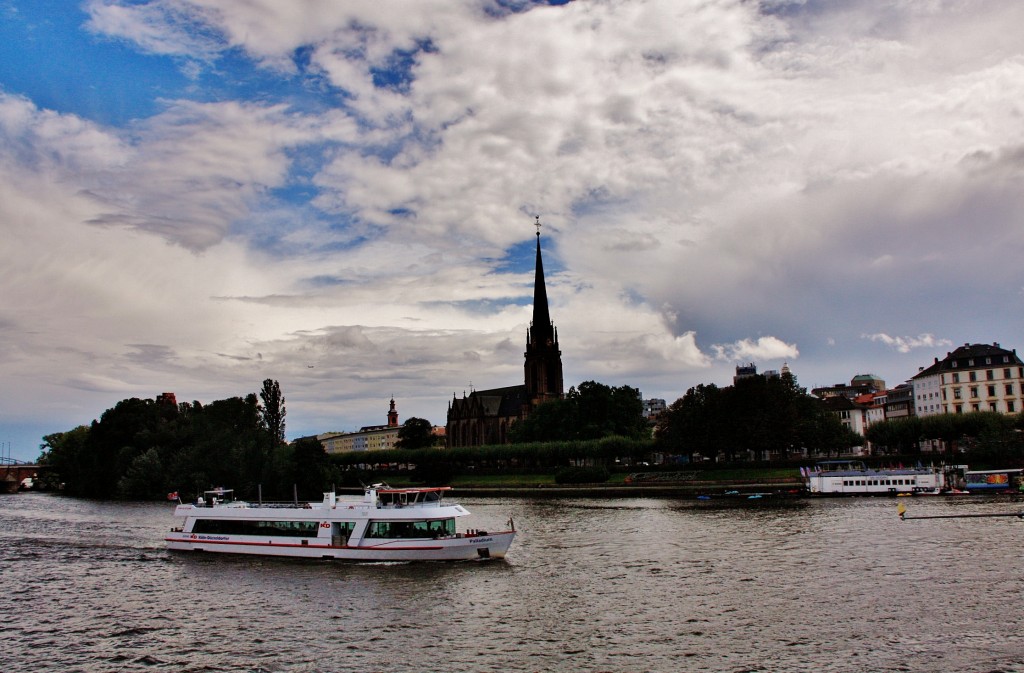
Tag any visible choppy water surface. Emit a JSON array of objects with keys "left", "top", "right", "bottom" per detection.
[{"left": 2, "top": 492, "right": 1024, "bottom": 672}]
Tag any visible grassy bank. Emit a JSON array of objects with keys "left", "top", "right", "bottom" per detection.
[{"left": 378, "top": 466, "right": 803, "bottom": 491}]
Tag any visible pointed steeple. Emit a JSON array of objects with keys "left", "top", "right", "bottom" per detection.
[
  {"left": 524, "top": 216, "right": 563, "bottom": 406},
  {"left": 532, "top": 216, "right": 551, "bottom": 334}
]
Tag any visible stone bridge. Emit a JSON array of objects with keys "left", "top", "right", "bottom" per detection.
[{"left": 2, "top": 460, "right": 43, "bottom": 492}]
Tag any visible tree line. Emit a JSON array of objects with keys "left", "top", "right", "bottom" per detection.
[
  {"left": 864, "top": 411, "right": 1024, "bottom": 462},
  {"left": 37, "top": 379, "right": 336, "bottom": 500},
  {"left": 653, "top": 371, "right": 862, "bottom": 461},
  {"left": 35, "top": 379, "right": 655, "bottom": 498},
  {"left": 39, "top": 372, "right": 1022, "bottom": 501}
]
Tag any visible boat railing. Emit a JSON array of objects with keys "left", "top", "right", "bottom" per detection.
[
  {"left": 190, "top": 499, "right": 333, "bottom": 510},
  {"left": 376, "top": 500, "right": 445, "bottom": 510}
]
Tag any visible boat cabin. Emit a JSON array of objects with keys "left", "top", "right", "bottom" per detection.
[
  {"left": 197, "top": 488, "right": 235, "bottom": 507},
  {"left": 372, "top": 485, "right": 450, "bottom": 508}
]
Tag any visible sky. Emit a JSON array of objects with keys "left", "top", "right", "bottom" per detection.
[{"left": 2, "top": 0, "right": 1023, "bottom": 462}]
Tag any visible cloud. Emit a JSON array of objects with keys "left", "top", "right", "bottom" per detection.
[
  {"left": 863, "top": 333, "right": 954, "bottom": 355},
  {"left": 85, "top": 0, "right": 226, "bottom": 61},
  {"left": 4, "top": 0, "right": 1024, "bottom": 457},
  {"left": 711, "top": 337, "right": 799, "bottom": 363}
]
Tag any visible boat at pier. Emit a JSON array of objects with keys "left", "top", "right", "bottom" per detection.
[
  {"left": 803, "top": 460, "right": 946, "bottom": 495},
  {"left": 964, "top": 468, "right": 1024, "bottom": 493},
  {"left": 165, "top": 485, "right": 515, "bottom": 561}
]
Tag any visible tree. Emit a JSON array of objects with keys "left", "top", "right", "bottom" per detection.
[
  {"left": 396, "top": 417, "right": 436, "bottom": 449},
  {"left": 575, "top": 381, "right": 647, "bottom": 440},
  {"left": 39, "top": 426, "right": 90, "bottom": 491},
  {"left": 117, "top": 447, "right": 165, "bottom": 499},
  {"left": 656, "top": 372, "right": 860, "bottom": 461},
  {"left": 259, "top": 379, "right": 286, "bottom": 448},
  {"left": 655, "top": 383, "right": 724, "bottom": 461},
  {"left": 510, "top": 380, "right": 647, "bottom": 443},
  {"left": 290, "top": 436, "right": 333, "bottom": 500},
  {"left": 40, "top": 383, "right": 283, "bottom": 499}
]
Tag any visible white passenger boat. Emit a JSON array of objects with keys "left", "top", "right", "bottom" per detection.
[
  {"left": 165, "top": 485, "right": 515, "bottom": 561},
  {"left": 803, "top": 461, "right": 946, "bottom": 495}
]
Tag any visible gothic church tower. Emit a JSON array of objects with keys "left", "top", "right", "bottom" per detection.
[{"left": 524, "top": 217, "right": 564, "bottom": 407}]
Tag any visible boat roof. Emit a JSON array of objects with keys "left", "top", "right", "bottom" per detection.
[
  {"left": 375, "top": 486, "right": 451, "bottom": 494},
  {"left": 815, "top": 469, "right": 931, "bottom": 476},
  {"left": 965, "top": 468, "right": 1024, "bottom": 475}
]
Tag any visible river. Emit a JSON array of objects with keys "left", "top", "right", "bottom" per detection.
[{"left": 1, "top": 491, "right": 1022, "bottom": 672}]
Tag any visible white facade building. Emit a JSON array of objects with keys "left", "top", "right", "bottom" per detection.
[{"left": 912, "top": 343, "right": 1024, "bottom": 416}]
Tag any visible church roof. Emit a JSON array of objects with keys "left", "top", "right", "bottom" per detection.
[{"left": 456, "top": 385, "right": 527, "bottom": 418}]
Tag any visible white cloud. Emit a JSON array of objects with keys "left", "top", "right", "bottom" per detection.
[
  {"left": 711, "top": 337, "right": 799, "bottom": 364},
  {"left": 863, "top": 333, "right": 954, "bottom": 355}
]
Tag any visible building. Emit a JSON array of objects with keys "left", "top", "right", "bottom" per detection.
[
  {"left": 822, "top": 395, "right": 871, "bottom": 440},
  {"left": 734, "top": 363, "right": 758, "bottom": 384},
  {"left": 321, "top": 398, "right": 402, "bottom": 453},
  {"left": 884, "top": 383, "right": 914, "bottom": 420},
  {"left": 736, "top": 362, "right": 789, "bottom": 385},
  {"left": 812, "top": 374, "right": 886, "bottom": 400},
  {"left": 853, "top": 391, "right": 887, "bottom": 428},
  {"left": 911, "top": 342, "right": 1024, "bottom": 416},
  {"left": 642, "top": 398, "right": 667, "bottom": 420},
  {"left": 446, "top": 219, "right": 564, "bottom": 447},
  {"left": 156, "top": 392, "right": 177, "bottom": 407}
]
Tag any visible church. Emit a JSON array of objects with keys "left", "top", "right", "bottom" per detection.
[{"left": 446, "top": 219, "right": 564, "bottom": 447}]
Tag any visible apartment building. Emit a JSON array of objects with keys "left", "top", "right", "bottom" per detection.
[{"left": 911, "top": 343, "right": 1024, "bottom": 416}]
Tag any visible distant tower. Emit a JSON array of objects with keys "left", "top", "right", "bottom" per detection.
[
  {"left": 387, "top": 397, "right": 399, "bottom": 427},
  {"left": 524, "top": 217, "right": 564, "bottom": 407}
]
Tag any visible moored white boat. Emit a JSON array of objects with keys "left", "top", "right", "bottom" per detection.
[
  {"left": 803, "top": 460, "right": 946, "bottom": 495},
  {"left": 165, "top": 485, "right": 515, "bottom": 561}
]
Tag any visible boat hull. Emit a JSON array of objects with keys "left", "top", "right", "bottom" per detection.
[{"left": 165, "top": 530, "right": 515, "bottom": 561}]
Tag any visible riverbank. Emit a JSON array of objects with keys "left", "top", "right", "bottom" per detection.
[{"left": 342, "top": 471, "right": 806, "bottom": 498}]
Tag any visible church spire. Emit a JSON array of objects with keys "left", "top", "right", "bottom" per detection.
[
  {"left": 532, "top": 216, "right": 552, "bottom": 336},
  {"left": 524, "top": 216, "right": 563, "bottom": 406}
]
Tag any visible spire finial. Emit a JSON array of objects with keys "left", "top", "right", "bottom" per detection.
[{"left": 535, "top": 215, "right": 541, "bottom": 237}]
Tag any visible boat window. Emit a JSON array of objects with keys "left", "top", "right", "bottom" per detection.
[
  {"left": 191, "top": 519, "right": 321, "bottom": 537},
  {"left": 366, "top": 518, "right": 456, "bottom": 539}
]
